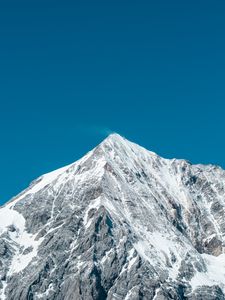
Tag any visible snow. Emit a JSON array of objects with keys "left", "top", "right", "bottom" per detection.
[
  {"left": 3, "top": 147, "right": 95, "bottom": 211},
  {"left": 8, "top": 224, "right": 44, "bottom": 275},
  {"left": 127, "top": 255, "right": 137, "bottom": 270},
  {"left": 0, "top": 206, "right": 25, "bottom": 235},
  {"left": 36, "top": 283, "right": 54, "bottom": 299},
  {"left": 134, "top": 240, "right": 152, "bottom": 263},
  {"left": 8, "top": 163, "right": 73, "bottom": 209},
  {"left": 0, "top": 165, "right": 67, "bottom": 294},
  {"left": 83, "top": 196, "right": 102, "bottom": 228},
  {"left": 0, "top": 281, "right": 7, "bottom": 300},
  {"left": 76, "top": 260, "right": 85, "bottom": 270},
  {"left": 0, "top": 205, "right": 43, "bottom": 275},
  {"left": 101, "top": 248, "right": 113, "bottom": 265},
  {"left": 191, "top": 253, "right": 225, "bottom": 292},
  {"left": 124, "top": 287, "right": 137, "bottom": 300}
]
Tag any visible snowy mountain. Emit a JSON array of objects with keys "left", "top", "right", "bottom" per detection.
[{"left": 1, "top": 133, "right": 225, "bottom": 300}]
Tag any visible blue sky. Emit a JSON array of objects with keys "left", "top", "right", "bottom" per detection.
[{"left": 0, "top": 0, "right": 225, "bottom": 204}]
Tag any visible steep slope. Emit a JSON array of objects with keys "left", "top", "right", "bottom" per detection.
[{"left": 0, "top": 134, "right": 225, "bottom": 300}]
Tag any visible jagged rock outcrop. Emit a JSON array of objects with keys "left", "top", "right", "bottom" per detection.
[{"left": 0, "top": 134, "right": 225, "bottom": 299}]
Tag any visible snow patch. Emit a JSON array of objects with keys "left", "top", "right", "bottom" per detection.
[
  {"left": 5, "top": 163, "right": 73, "bottom": 210},
  {"left": 0, "top": 205, "right": 43, "bottom": 275},
  {"left": 191, "top": 253, "right": 225, "bottom": 292},
  {"left": 0, "top": 207, "right": 25, "bottom": 235},
  {"left": 83, "top": 197, "right": 102, "bottom": 228},
  {"left": 0, "top": 281, "right": 7, "bottom": 300},
  {"left": 36, "top": 283, "right": 54, "bottom": 299},
  {"left": 134, "top": 240, "right": 152, "bottom": 263},
  {"left": 101, "top": 248, "right": 113, "bottom": 265},
  {"left": 127, "top": 255, "right": 137, "bottom": 270}
]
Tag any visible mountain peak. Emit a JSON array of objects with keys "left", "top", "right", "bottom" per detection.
[
  {"left": 99, "top": 132, "right": 158, "bottom": 162},
  {"left": 101, "top": 132, "right": 125, "bottom": 144},
  {"left": 1, "top": 136, "right": 225, "bottom": 299}
]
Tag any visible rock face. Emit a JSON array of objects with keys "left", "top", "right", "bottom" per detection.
[{"left": 1, "top": 133, "right": 225, "bottom": 300}]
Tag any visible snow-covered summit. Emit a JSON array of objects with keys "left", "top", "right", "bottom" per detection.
[{"left": 1, "top": 134, "right": 225, "bottom": 299}]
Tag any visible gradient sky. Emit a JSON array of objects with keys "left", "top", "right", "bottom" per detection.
[{"left": 0, "top": 0, "right": 225, "bottom": 204}]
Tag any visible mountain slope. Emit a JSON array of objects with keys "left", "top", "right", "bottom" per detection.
[{"left": 1, "top": 134, "right": 225, "bottom": 300}]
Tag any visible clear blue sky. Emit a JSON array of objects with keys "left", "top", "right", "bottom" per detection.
[{"left": 0, "top": 0, "right": 225, "bottom": 204}]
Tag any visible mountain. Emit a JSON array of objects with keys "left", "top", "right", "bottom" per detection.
[{"left": 1, "top": 133, "right": 225, "bottom": 300}]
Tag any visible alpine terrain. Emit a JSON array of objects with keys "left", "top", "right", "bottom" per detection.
[{"left": 1, "top": 133, "right": 225, "bottom": 300}]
